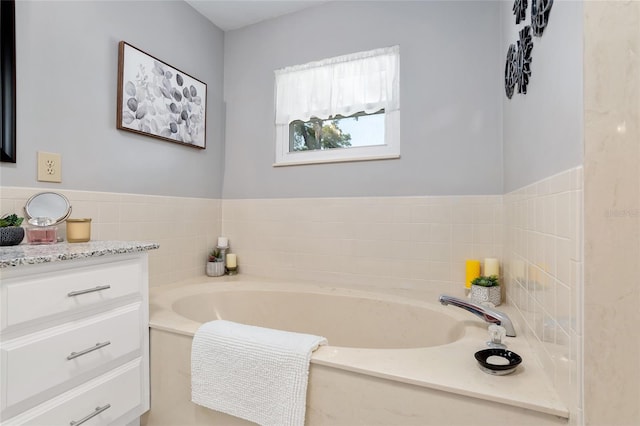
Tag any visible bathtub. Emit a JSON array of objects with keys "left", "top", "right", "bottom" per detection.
[{"left": 144, "top": 277, "right": 569, "bottom": 426}]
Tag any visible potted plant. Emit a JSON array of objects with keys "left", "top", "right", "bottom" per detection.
[
  {"left": 206, "top": 247, "right": 225, "bottom": 277},
  {"left": 470, "top": 275, "right": 501, "bottom": 306},
  {"left": 0, "top": 214, "right": 25, "bottom": 246}
]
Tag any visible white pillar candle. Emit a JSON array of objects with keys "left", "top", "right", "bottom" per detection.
[
  {"left": 217, "top": 236, "right": 228, "bottom": 247},
  {"left": 226, "top": 253, "right": 237, "bottom": 268},
  {"left": 484, "top": 258, "right": 500, "bottom": 277}
]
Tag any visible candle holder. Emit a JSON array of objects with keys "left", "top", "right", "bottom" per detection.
[
  {"left": 226, "top": 266, "right": 238, "bottom": 276},
  {"left": 216, "top": 245, "right": 228, "bottom": 265}
]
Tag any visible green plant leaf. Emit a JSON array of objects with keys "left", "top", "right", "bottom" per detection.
[
  {"left": 471, "top": 275, "right": 499, "bottom": 287},
  {"left": 0, "top": 214, "right": 24, "bottom": 227}
]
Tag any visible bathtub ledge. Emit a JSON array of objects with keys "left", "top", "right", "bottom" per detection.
[{"left": 310, "top": 338, "right": 568, "bottom": 418}]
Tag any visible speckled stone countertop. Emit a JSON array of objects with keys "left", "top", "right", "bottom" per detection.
[{"left": 0, "top": 241, "right": 159, "bottom": 268}]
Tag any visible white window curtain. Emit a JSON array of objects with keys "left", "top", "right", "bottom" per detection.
[{"left": 275, "top": 45, "right": 400, "bottom": 125}]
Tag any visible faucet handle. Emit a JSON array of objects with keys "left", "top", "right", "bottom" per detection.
[{"left": 487, "top": 324, "right": 507, "bottom": 348}]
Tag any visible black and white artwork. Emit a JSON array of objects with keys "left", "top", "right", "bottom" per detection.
[
  {"left": 512, "top": 0, "right": 527, "bottom": 24},
  {"left": 117, "top": 41, "right": 207, "bottom": 149},
  {"left": 516, "top": 26, "right": 533, "bottom": 94},
  {"left": 504, "top": 44, "right": 517, "bottom": 99},
  {"left": 531, "top": 0, "right": 553, "bottom": 37}
]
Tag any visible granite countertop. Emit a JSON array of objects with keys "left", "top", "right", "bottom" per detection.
[{"left": 0, "top": 241, "right": 160, "bottom": 268}]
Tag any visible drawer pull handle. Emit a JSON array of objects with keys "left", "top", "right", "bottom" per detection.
[
  {"left": 69, "top": 403, "right": 111, "bottom": 426},
  {"left": 67, "top": 285, "right": 111, "bottom": 297},
  {"left": 67, "top": 341, "right": 111, "bottom": 360}
]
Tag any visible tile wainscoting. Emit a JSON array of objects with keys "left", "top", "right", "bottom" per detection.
[
  {"left": 1, "top": 177, "right": 583, "bottom": 419},
  {"left": 222, "top": 195, "right": 503, "bottom": 294},
  {"left": 0, "top": 187, "right": 221, "bottom": 287},
  {"left": 504, "top": 166, "right": 583, "bottom": 425}
]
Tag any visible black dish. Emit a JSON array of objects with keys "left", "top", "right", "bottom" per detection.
[{"left": 474, "top": 348, "right": 522, "bottom": 375}]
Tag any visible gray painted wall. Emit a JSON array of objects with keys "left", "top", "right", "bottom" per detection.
[
  {"left": 0, "top": 1, "right": 225, "bottom": 198},
  {"left": 223, "top": 1, "right": 503, "bottom": 198},
  {"left": 1, "top": 1, "right": 580, "bottom": 200},
  {"left": 501, "top": 0, "right": 583, "bottom": 193}
]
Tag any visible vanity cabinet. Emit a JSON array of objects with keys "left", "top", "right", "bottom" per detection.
[{"left": 0, "top": 252, "right": 151, "bottom": 425}]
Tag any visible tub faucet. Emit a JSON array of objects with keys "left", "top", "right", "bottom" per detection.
[{"left": 438, "top": 295, "right": 516, "bottom": 337}]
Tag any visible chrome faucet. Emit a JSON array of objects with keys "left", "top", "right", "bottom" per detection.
[{"left": 439, "top": 294, "right": 516, "bottom": 337}]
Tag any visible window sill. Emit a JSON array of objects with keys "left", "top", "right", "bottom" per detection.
[{"left": 272, "top": 153, "right": 400, "bottom": 167}]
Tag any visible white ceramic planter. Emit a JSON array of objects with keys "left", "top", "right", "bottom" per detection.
[
  {"left": 206, "top": 261, "right": 225, "bottom": 277},
  {"left": 470, "top": 285, "right": 501, "bottom": 306}
]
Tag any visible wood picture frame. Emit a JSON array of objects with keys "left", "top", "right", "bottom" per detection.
[{"left": 117, "top": 41, "right": 207, "bottom": 149}]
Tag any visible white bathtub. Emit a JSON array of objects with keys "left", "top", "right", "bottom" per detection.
[
  {"left": 172, "top": 288, "right": 466, "bottom": 349},
  {"left": 144, "top": 277, "right": 569, "bottom": 426}
]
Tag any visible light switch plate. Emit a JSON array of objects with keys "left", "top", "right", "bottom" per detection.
[{"left": 37, "top": 151, "right": 62, "bottom": 183}]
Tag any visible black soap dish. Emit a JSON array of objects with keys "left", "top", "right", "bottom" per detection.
[{"left": 474, "top": 348, "right": 522, "bottom": 376}]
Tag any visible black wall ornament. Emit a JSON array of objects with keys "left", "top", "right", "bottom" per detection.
[
  {"left": 512, "top": 0, "right": 527, "bottom": 24},
  {"left": 531, "top": 0, "right": 553, "bottom": 37},
  {"left": 504, "top": 44, "right": 517, "bottom": 99},
  {"left": 515, "top": 26, "right": 533, "bottom": 94}
]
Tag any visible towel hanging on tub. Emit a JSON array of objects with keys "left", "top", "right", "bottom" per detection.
[{"left": 191, "top": 319, "right": 328, "bottom": 426}]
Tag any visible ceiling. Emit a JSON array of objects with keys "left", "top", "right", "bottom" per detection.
[{"left": 185, "top": 1, "right": 331, "bottom": 31}]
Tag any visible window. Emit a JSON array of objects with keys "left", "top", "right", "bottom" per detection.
[
  {"left": 274, "top": 46, "right": 400, "bottom": 166},
  {"left": 289, "top": 109, "right": 385, "bottom": 152}
]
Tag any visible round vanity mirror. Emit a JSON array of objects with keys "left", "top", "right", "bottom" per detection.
[{"left": 24, "top": 192, "right": 72, "bottom": 225}]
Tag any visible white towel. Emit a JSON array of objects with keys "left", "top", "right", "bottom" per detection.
[{"left": 191, "top": 320, "right": 327, "bottom": 426}]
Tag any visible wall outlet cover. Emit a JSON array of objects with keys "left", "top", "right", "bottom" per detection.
[{"left": 37, "top": 151, "right": 62, "bottom": 183}]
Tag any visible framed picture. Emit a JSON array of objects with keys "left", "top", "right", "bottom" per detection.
[
  {"left": 117, "top": 41, "right": 207, "bottom": 149},
  {"left": 1, "top": 0, "right": 17, "bottom": 163}
]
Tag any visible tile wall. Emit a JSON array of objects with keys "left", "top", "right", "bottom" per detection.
[
  {"left": 503, "top": 166, "right": 583, "bottom": 424},
  {"left": 222, "top": 196, "right": 503, "bottom": 296},
  {"left": 0, "top": 187, "right": 221, "bottom": 287}
]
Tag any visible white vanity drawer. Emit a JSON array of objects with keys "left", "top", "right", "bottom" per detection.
[
  {"left": 2, "top": 258, "right": 142, "bottom": 329},
  {"left": 4, "top": 358, "right": 143, "bottom": 426},
  {"left": 2, "top": 303, "right": 141, "bottom": 408}
]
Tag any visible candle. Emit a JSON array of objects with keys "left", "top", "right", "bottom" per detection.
[
  {"left": 66, "top": 218, "right": 92, "bottom": 243},
  {"left": 226, "top": 253, "right": 237, "bottom": 268},
  {"left": 217, "top": 236, "right": 228, "bottom": 247},
  {"left": 465, "top": 259, "right": 481, "bottom": 289},
  {"left": 484, "top": 258, "right": 500, "bottom": 277}
]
